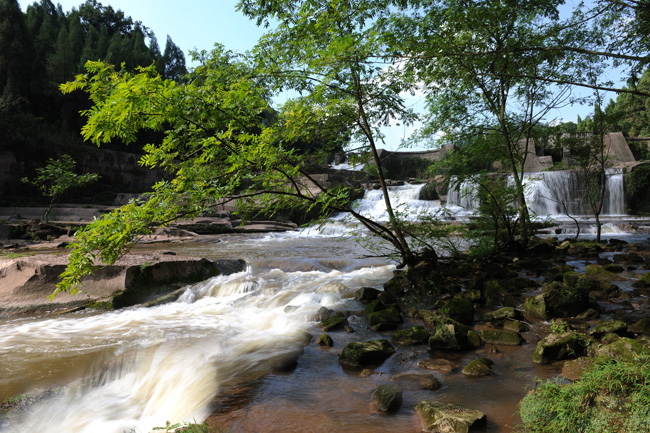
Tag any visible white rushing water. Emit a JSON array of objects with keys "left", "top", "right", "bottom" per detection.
[{"left": 0, "top": 238, "right": 395, "bottom": 433}]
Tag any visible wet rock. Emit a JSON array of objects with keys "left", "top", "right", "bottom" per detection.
[
  {"left": 561, "top": 357, "right": 594, "bottom": 382},
  {"left": 355, "top": 287, "right": 380, "bottom": 303},
  {"left": 629, "top": 318, "right": 650, "bottom": 335},
  {"left": 373, "top": 383, "right": 402, "bottom": 413},
  {"left": 438, "top": 294, "right": 474, "bottom": 326},
  {"left": 415, "top": 401, "right": 487, "bottom": 433},
  {"left": 365, "top": 299, "right": 387, "bottom": 315},
  {"left": 318, "top": 312, "right": 348, "bottom": 332},
  {"left": 603, "top": 264, "right": 624, "bottom": 273},
  {"left": 596, "top": 337, "right": 650, "bottom": 362},
  {"left": 418, "top": 358, "right": 458, "bottom": 373},
  {"left": 612, "top": 252, "right": 646, "bottom": 265},
  {"left": 533, "top": 331, "right": 587, "bottom": 364},
  {"left": 368, "top": 305, "right": 403, "bottom": 331},
  {"left": 317, "top": 334, "right": 334, "bottom": 346},
  {"left": 480, "top": 306, "right": 523, "bottom": 326},
  {"left": 480, "top": 329, "right": 523, "bottom": 346},
  {"left": 631, "top": 273, "right": 650, "bottom": 288},
  {"left": 576, "top": 308, "right": 601, "bottom": 320},
  {"left": 522, "top": 280, "right": 590, "bottom": 320},
  {"left": 462, "top": 358, "right": 494, "bottom": 376},
  {"left": 309, "top": 307, "right": 335, "bottom": 322},
  {"left": 390, "top": 373, "right": 441, "bottom": 391},
  {"left": 503, "top": 320, "right": 529, "bottom": 333},
  {"left": 377, "top": 291, "right": 399, "bottom": 306},
  {"left": 584, "top": 264, "right": 625, "bottom": 281},
  {"left": 589, "top": 320, "right": 628, "bottom": 339},
  {"left": 422, "top": 312, "right": 481, "bottom": 351},
  {"left": 338, "top": 339, "right": 395, "bottom": 370},
  {"left": 391, "top": 326, "right": 430, "bottom": 346},
  {"left": 383, "top": 271, "right": 411, "bottom": 298}
]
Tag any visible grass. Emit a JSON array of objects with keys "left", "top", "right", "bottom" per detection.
[
  {"left": 0, "top": 251, "right": 37, "bottom": 259},
  {"left": 519, "top": 354, "right": 650, "bottom": 432}
]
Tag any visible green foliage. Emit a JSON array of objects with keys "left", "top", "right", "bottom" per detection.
[
  {"left": 625, "top": 164, "right": 650, "bottom": 214},
  {"left": 550, "top": 319, "right": 570, "bottom": 334},
  {"left": 519, "top": 355, "right": 650, "bottom": 433},
  {"left": 21, "top": 155, "right": 99, "bottom": 222},
  {"left": 152, "top": 420, "right": 209, "bottom": 432}
]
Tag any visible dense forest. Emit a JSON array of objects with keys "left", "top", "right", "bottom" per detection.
[{"left": 0, "top": 0, "right": 187, "bottom": 203}]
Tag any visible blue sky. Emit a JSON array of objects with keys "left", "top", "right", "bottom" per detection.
[{"left": 18, "top": 0, "right": 622, "bottom": 151}]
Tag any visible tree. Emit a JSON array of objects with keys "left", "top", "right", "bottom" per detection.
[
  {"left": 0, "top": 0, "right": 34, "bottom": 97},
  {"left": 238, "top": 0, "right": 421, "bottom": 265},
  {"left": 387, "top": 0, "right": 578, "bottom": 248},
  {"left": 160, "top": 35, "right": 187, "bottom": 80},
  {"left": 21, "top": 155, "right": 100, "bottom": 223}
]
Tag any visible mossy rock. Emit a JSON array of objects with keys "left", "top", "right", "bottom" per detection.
[
  {"left": 503, "top": 319, "right": 529, "bottom": 333},
  {"left": 462, "top": 358, "right": 494, "bottom": 376},
  {"left": 338, "top": 339, "right": 395, "bottom": 370},
  {"left": 422, "top": 312, "right": 476, "bottom": 351},
  {"left": 466, "top": 329, "right": 482, "bottom": 349},
  {"left": 318, "top": 313, "right": 348, "bottom": 332},
  {"left": 596, "top": 337, "right": 650, "bottom": 362},
  {"left": 525, "top": 281, "right": 590, "bottom": 320},
  {"left": 355, "top": 287, "right": 380, "bottom": 303},
  {"left": 589, "top": 320, "right": 628, "bottom": 339},
  {"left": 632, "top": 273, "right": 650, "bottom": 288},
  {"left": 317, "top": 334, "right": 334, "bottom": 346},
  {"left": 533, "top": 331, "right": 587, "bottom": 364},
  {"left": 603, "top": 264, "right": 624, "bottom": 273},
  {"left": 368, "top": 305, "right": 403, "bottom": 331},
  {"left": 383, "top": 271, "right": 411, "bottom": 297},
  {"left": 584, "top": 264, "right": 625, "bottom": 281},
  {"left": 480, "top": 306, "right": 523, "bottom": 325},
  {"left": 612, "top": 252, "right": 646, "bottom": 264},
  {"left": 629, "top": 318, "right": 650, "bottom": 335},
  {"left": 391, "top": 326, "right": 430, "bottom": 346},
  {"left": 456, "top": 289, "right": 482, "bottom": 303},
  {"left": 480, "top": 329, "right": 523, "bottom": 346},
  {"left": 561, "top": 357, "right": 594, "bottom": 382},
  {"left": 439, "top": 294, "right": 474, "bottom": 326},
  {"left": 415, "top": 401, "right": 487, "bottom": 433},
  {"left": 523, "top": 295, "right": 548, "bottom": 320},
  {"left": 373, "top": 383, "right": 402, "bottom": 413},
  {"left": 365, "top": 299, "right": 387, "bottom": 315}
]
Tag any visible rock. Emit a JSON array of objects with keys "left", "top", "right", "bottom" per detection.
[
  {"left": 425, "top": 314, "right": 481, "bottom": 351},
  {"left": 439, "top": 294, "right": 474, "bottom": 326},
  {"left": 522, "top": 280, "right": 590, "bottom": 320},
  {"left": 309, "top": 306, "right": 335, "bottom": 322},
  {"left": 462, "top": 358, "right": 494, "bottom": 376},
  {"left": 589, "top": 320, "right": 628, "bottom": 339},
  {"left": 338, "top": 339, "right": 395, "bottom": 370},
  {"left": 415, "top": 401, "right": 487, "bottom": 433},
  {"left": 603, "top": 264, "right": 624, "bottom": 273},
  {"left": 317, "top": 334, "right": 333, "bottom": 346},
  {"left": 596, "top": 337, "right": 650, "bottom": 362},
  {"left": 383, "top": 271, "right": 411, "bottom": 297},
  {"left": 480, "top": 329, "right": 523, "bottom": 346},
  {"left": 318, "top": 313, "right": 348, "bottom": 332},
  {"left": 365, "top": 299, "right": 387, "bottom": 315},
  {"left": 391, "top": 326, "right": 430, "bottom": 346},
  {"left": 629, "top": 318, "right": 650, "bottom": 335},
  {"left": 503, "top": 320, "right": 529, "bottom": 332},
  {"left": 418, "top": 358, "right": 458, "bottom": 373},
  {"left": 632, "top": 273, "right": 650, "bottom": 288},
  {"left": 584, "top": 264, "right": 625, "bottom": 281},
  {"left": 355, "top": 287, "right": 380, "bottom": 303},
  {"left": 480, "top": 307, "right": 523, "bottom": 325},
  {"left": 612, "top": 252, "right": 646, "bottom": 264},
  {"left": 368, "top": 305, "right": 403, "bottom": 331},
  {"left": 390, "top": 373, "right": 441, "bottom": 391},
  {"left": 373, "top": 384, "right": 402, "bottom": 413},
  {"left": 561, "top": 357, "right": 593, "bottom": 382},
  {"left": 533, "top": 332, "right": 587, "bottom": 364},
  {"left": 576, "top": 308, "right": 601, "bottom": 320}
]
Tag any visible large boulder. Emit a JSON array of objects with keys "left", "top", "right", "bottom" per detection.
[
  {"left": 438, "top": 294, "right": 474, "bottom": 326},
  {"left": 424, "top": 314, "right": 481, "bottom": 351},
  {"left": 480, "top": 329, "right": 523, "bottom": 346},
  {"left": 596, "top": 337, "right": 650, "bottom": 362},
  {"left": 415, "top": 401, "right": 487, "bottom": 433},
  {"left": 338, "top": 339, "right": 395, "bottom": 370},
  {"left": 523, "top": 279, "right": 590, "bottom": 320},
  {"left": 368, "top": 305, "right": 403, "bottom": 331},
  {"left": 462, "top": 358, "right": 494, "bottom": 377},
  {"left": 391, "top": 326, "right": 430, "bottom": 346}
]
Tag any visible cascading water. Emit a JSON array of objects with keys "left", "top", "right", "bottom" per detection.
[
  {"left": 525, "top": 168, "right": 625, "bottom": 218},
  {"left": 446, "top": 177, "right": 480, "bottom": 215}
]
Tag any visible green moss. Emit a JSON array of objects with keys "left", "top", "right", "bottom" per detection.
[{"left": 86, "top": 301, "right": 114, "bottom": 310}]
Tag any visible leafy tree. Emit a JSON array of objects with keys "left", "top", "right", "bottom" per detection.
[
  {"left": 238, "top": 0, "right": 421, "bottom": 266},
  {"left": 21, "top": 154, "right": 100, "bottom": 223}
]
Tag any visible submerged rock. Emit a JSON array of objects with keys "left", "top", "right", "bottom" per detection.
[
  {"left": 338, "top": 339, "right": 395, "bottom": 370},
  {"left": 390, "top": 373, "right": 441, "bottom": 391},
  {"left": 415, "top": 401, "right": 487, "bottom": 433},
  {"left": 417, "top": 358, "right": 458, "bottom": 373},
  {"left": 317, "top": 334, "right": 334, "bottom": 346}
]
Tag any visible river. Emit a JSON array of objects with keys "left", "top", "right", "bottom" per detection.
[{"left": 2, "top": 182, "right": 606, "bottom": 432}]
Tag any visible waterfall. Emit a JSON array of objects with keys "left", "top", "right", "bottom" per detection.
[
  {"left": 524, "top": 168, "right": 625, "bottom": 218},
  {"left": 446, "top": 177, "right": 480, "bottom": 214}
]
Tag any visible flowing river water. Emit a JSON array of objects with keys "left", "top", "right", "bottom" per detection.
[{"left": 2, "top": 181, "right": 624, "bottom": 432}]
